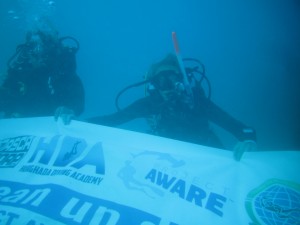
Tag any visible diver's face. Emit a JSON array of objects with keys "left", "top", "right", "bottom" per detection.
[
  {"left": 28, "top": 34, "right": 45, "bottom": 56},
  {"left": 153, "top": 70, "right": 184, "bottom": 101},
  {"left": 27, "top": 34, "right": 49, "bottom": 68},
  {"left": 159, "top": 89, "right": 178, "bottom": 101}
]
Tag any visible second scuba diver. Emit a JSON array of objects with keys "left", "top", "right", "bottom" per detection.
[{"left": 0, "top": 28, "right": 85, "bottom": 124}]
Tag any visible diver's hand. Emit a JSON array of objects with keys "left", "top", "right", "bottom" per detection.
[
  {"left": 233, "top": 140, "right": 257, "bottom": 161},
  {"left": 54, "top": 106, "right": 75, "bottom": 125}
]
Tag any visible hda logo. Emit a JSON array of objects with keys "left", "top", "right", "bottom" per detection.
[
  {"left": 27, "top": 135, "right": 106, "bottom": 175},
  {"left": 1, "top": 135, "right": 106, "bottom": 176}
]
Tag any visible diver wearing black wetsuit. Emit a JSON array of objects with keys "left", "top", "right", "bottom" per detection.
[
  {"left": 88, "top": 54, "right": 256, "bottom": 150},
  {"left": 0, "top": 30, "right": 84, "bottom": 118}
]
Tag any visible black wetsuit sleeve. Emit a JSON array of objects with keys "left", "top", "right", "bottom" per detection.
[
  {"left": 87, "top": 96, "right": 154, "bottom": 126},
  {"left": 64, "top": 74, "right": 85, "bottom": 116},
  {"left": 53, "top": 73, "right": 85, "bottom": 116},
  {"left": 204, "top": 98, "right": 256, "bottom": 142},
  {"left": 0, "top": 86, "right": 14, "bottom": 114},
  {"left": 51, "top": 46, "right": 85, "bottom": 116},
  {"left": 0, "top": 72, "right": 20, "bottom": 115}
]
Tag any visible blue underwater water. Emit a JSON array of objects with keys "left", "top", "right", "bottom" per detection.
[{"left": 0, "top": 0, "right": 299, "bottom": 150}]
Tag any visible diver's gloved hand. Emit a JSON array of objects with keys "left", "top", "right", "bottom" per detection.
[
  {"left": 54, "top": 106, "right": 75, "bottom": 125},
  {"left": 233, "top": 140, "right": 257, "bottom": 161},
  {"left": 233, "top": 127, "right": 257, "bottom": 161}
]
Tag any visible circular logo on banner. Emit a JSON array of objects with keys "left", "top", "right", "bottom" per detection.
[{"left": 245, "top": 179, "right": 300, "bottom": 225}]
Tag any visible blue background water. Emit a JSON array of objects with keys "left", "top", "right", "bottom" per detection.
[{"left": 0, "top": 0, "right": 299, "bottom": 150}]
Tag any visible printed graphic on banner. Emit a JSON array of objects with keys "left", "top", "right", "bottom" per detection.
[
  {"left": 118, "top": 150, "right": 185, "bottom": 198},
  {"left": 245, "top": 179, "right": 300, "bottom": 225},
  {"left": 1, "top": 135, "right": 106, "bottom": 186},
  {"left": 118, "top": 150, "right": 228, "bottom": 217},
  {"left": 1, "top": 118, "right": 300, "bottom": 225},
  {"left": 0, "top": 136, "right": 34, "bottom": 168},
  {"left": 0, "top": 205, "right": 65, "bottom": 225},
  {"left": 0, "top": 180, "right": 178, "bottom": 225}
]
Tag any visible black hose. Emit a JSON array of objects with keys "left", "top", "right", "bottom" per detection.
[
  {"left": 115, "top": 80, "right": 150, "bottom": 111},
  {"left": 183, "top": 58, "right": 206, "bottom": 74},
  {"left": 59, "top": 36, "right": 80, "bottom": 53},
  {"left": 183, "top": 58, "right": 211, "bottom": 99},
  {"left": 6, "top": 44, "right": 27, "bottom": 68},
  {"left": 193, "top": 69, "right": 212, "bottom": 99}
]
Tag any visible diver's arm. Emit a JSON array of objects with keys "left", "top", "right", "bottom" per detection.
[
  {"left": 53, "top": 73, "right": 85, "bottom": 125},
  {"left": 204, "top": 98, "right": 256, "bottom": 142},
  {"left": 64, "top": 74, "right": 85, "bottom": 116},
  {"left": 53, "top": 72, "right": 85, "bottom": 116},
  {"left": 0, "top": 74, "right": 20, "bottom": 115},
  {"left": 204, "top": 98, "right": 257, "bottom": 161},
  {"left": 55, "top": 44, "right": 84, "bottom": 117},
  {"left": 0, "top": 87, "right": 11, "bottom": 113},
  {"left": 87, "top": 96, "right": 153, "bottom": 126}
]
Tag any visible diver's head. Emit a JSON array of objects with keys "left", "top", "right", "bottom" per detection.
[
  {"left": 25, "top": 30, "right": 59, "bottom": 67},
  {"left": 26, "top": 30, "right": 59, "bottom": 53},
  {"left": 147, "top": 54, "right": 185, "bottom": 101},
  {"left": 26, "top": 32, "right": 45, "bottom": 56}
]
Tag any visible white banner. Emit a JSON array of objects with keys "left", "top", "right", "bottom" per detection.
[{"left": 0, "top": 117, "right": 299, "bottom": 225}]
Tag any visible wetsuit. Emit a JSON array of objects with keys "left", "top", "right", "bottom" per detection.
[
  {"left": 88, "top": 88, "right": 256, "bottom": 149},
  {"left": 0, "top": 40, "right": 84, "bottom": 118}
]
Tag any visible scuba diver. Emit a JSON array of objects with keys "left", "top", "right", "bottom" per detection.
[
  {"left": 87, "top": 53, "right": 256, "bottom": 160},
  {"left": 0, "top": 28, "right": 85, "bottom": 124}
]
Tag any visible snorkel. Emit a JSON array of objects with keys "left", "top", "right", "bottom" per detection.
[{"left": 172, "top": 32, "right": 194, "bottom": 109}]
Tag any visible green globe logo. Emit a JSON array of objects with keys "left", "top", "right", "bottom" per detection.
[{"left": 245, "top": 179, "right": 300, "bottom": 225}]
